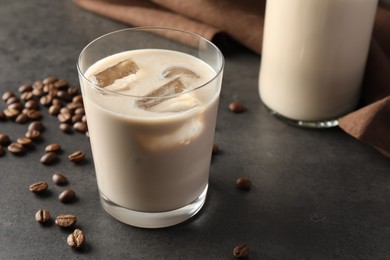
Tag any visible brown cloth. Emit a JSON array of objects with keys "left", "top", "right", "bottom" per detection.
[{"left": 74, "top": 0, "right": 390, "bottom": 157}]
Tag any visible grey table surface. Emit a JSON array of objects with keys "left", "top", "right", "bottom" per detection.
[{"left": 1, "top": 1, "right": 389, "bottom": 260}]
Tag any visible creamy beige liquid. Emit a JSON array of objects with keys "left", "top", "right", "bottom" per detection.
[
  {"left": 259, "top": 0, "right": 378, "bottom": 122},
  {"left": 81, "top": 49, "right": 220, "bottom": 212}
]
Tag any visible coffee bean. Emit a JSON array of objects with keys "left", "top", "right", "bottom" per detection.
[
  {"left": 73, "top": 122, "right": 87, "bottom": 133},
  {"left": 40, "top": 95, "right": 53, "bottom": 106},
  {"left": 54, "top": 79, "right": 68, "bottom": 89},
  {"left": 26, "top": 110, "right": 42, "bottom": 120},
  {"left": 59, "top": 123, "right": 72, "bottom": 133},
  {"left": 67, "top": 86, "right": 79, "bottom": 96},
  {"left": 74, "top": 107, "right": 85, "bottom": 115},
  {"left": 35, "top": 209, "right": 51, "bottom": 223},
  {"left": 57, "top": 90, "right": 71, "bottom": 101},
  {"left": 52, "top": 172, "right": 68, "bottom": 185},
  {"left": 233, "top": 244, "right": 250, "bottom": 259},
  {"left": 51, "top": 98, "right": 63, "bottom": 106},
  {"left": 72, "top": 95, "right": 83, "bottom": 103},
  {"left": 3, "top": 108, "right": 20, "bottom": 119},
  {"left": 40, "top": 152, "right": 58, "bottom": 165},
  {"left": 0, "top": 134, "right": 10, "bottom": 145},
  {"left": 68, "top": 151, "right": 85, "bottom": 163},
  {"left": 67, "top": 229, "right": 85, "bottom": 249},
  {"left": 28, "top": 121, "right": 44, "bottom": 132},
  {"left": 20, "top": 91, "right": 34, "bottom": 101},
  {"left": 32, "top": 88, "right": 44, "bottom": 97},
  {"left": 55, "top": 214, "right": 77, "bottom": 228},
  {"left": 33, "top": 80, "right": 44, "bottom": 90},
  {"left": 8, "top": 142, "right": 25, "bottom": 154},
  {"left": 15, "top": 113, "right": 29, "bottom": 124},
  {"left": 42, "top": 76, "right": 58, "bottom": 85},
  {"left": 16, "top": 137, "right": 32, "bottom": 147},
  {"left": 58, "top": 189, "right": 76, "bottom": 203},
  {"left": 58, "top": 112, "right": 72, "bottom": 123},
  {"left": 8, "top": 102, "right": 24, "bottom": 111},
  {"left": 29, "top": 181, "right": 48, "bottom": 194},
  {"left": 18, "top": 84, "right": 33, "bottom": 93},
  {"left": 236, "top": 177, "right": 251, "bottom": 191},
  {"left": 0, "top": 145, "right": 4, "bottom": 157},
  {"left": 24, "top": 100, "right": 39, "bottom": 110},
  {"left": 81, "top": 115, "right": 87, "bottom": 123},
  {"left": 72, "top": 114, "right": 83, "bottom": 124},
  {"left": 229, "top": 102, "right": 246, "bottom": 113},
  {"left": 2, "top": 91, "right": 15, "bottom": 101},
  {"left": 212, "top": 143, "right": 219, "bottom": 155},
  {"left": 6, "top": 96, "right": 19, "bottom": 105},
  {"left": 45, "top": 143, "right": 61, "bottom": 153},
  {"left": 48, "top": 105, "right": 61, "bottom": 116},
  {"left": 66, "top": 102, "right": 83, "bottom": 111},
  {"left": 25, "top": 129, "right": 41, "bottom": 140}
]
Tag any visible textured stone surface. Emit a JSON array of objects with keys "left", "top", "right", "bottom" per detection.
[{"left": 0, "top": 1, "right": 389, "bottom": 259}]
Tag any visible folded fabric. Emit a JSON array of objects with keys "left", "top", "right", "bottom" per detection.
[{"left": 74, "top": 0, "right": 390, "bottom": 157}]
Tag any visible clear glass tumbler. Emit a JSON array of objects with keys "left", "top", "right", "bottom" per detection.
[{"left": 77, "top": 27, "right": 224, "bottom": 228}]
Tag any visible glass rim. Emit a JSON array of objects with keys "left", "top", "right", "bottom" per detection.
[{"left": 76, "top": 26, "right": 225, "bottom": 99}]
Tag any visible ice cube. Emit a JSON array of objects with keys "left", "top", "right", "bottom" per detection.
[
  {"left": 92, "top": 58, "right": 139, "bottom": 88},
  {"left": 161, "top": 66, "right": 199, "bottom": 79},
  {"left": 147, "top": 94, "right": 198, "bottom": 112},
  {"left": 136, "top": 78, "right": 188, "bottom": 109}
]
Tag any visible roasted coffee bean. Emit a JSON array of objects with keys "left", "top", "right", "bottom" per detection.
[
  {"left": 8, "top": 142, "right": 25, "bottom": 154},
  {"left": 58, "top": 112, "right": 72, "bottom": 123},
  {"left": 43, "top": 83, "right": 54, "bottom": 94},
  {"left": 2, "top": 91, "right": 15, "bottom": 101},
  {"left": 6, "top": 96, "right": 19, "bottom": 105},
  {"left": 48, "top": 105, "right": 61, "bottom": 116},
  {"left": 67, "top": 229, "right": 85, "bottom": 249},
  {"left": 81, "top": 115, "right": 87, "bottom": 123},
  {"left": 74, "top": 107, "right": 85, "bottom": 115},
  {"left": 24, "top": 100, "right": 39, "bottom": 110},
  {"left": 40, "top": 152, "right": 58, "bottom": 165},
  {"left": 15, "top": 113, "right": 29, "bottom": 124},
  {"left": 72, "top": 94, "right": 83, "bottom": 103},
  {"left": 29, "top": 181, "right": 48, "bottom": 194},
  {"left": 28, "top": 121, "right": 44, "bottom": 131},
  {"left": 45, "top": 143, "right": 62, "bottom": 153},
  {"left": 20, "top": 91, "right": 34, "bottom": 101},
  {"left": 55, "top": 214, "right": 77, "bottom": 228},
  {"left": 0, "top": 134, "right": 10, "bottom": 145},
  {"left": 51, "top": 98, "right": 63, "bottom": 106},
  {"left": 52, "top": 172, "right": 68, "bottom": 185},
  {"left": 67, "top": 86, "right": 79, "bottom": 96},
  {"left": 35, "top": 209, "right": 51, "bottom": 223},
  {"left": 18, "top": 84, "right": 33, "bottom": 93},
  {"left": 72, "top": 114, "right": 83, "bottom": 124},
  {"left": 57, "top": 90, "right": 71, "bottom": 101},
  {"left": 42, "top": 76, "right": 58, "bottom": 85},
  {"left": 54, "top": 79, "right": 68, "bottom": 89},
  {"left": 3, "top": 108, "right": 20, "bottom": 119},
  {"left": 26, "top": 110, "right": 42, "bottom": 120},
  {"left": 33, "top": 80, "right": 44, "bottom": 90},
  {"left": 40, "top": 95, "right": 52, "bottom": 106},
  {"left": 236, "top": 177, "right": 251, "bottom": 191},
  {"left": 233, "top": 245, "right": 250, "bottom": 259},
  {"left": 25, "top": 129, "right": 41, "bottom": 140},
  {"left": 229, "top": 102, "right": 246, "bottom": 113},
  {"left": 17, "top": 137, "right": 32, "bottom": 147},
  {"left": 73, "top": 122, "right": 87, "bottom": 133},
  {"left": 0, "top": 145, "right": 4, "bottom": 156},
  {"left": 59, "top": 189, "right": 76, "bottom": 203},
  {"left": 8, "top": 102, "right": 24, "bottom": 111},
  {"left": 212, "top": 143, "right": 219, "bottom": 155},
  {"left": 66, "top": 102, "right": 83, "bottom": 111},
  {"left": 59, "top": 123, "right": 72, "bottom": 133},
  {"left": 68, "top": 151, "right": 85, "bottom": 163},
  {"left": 32, "top": 88, "right": 44, "bottom": 97}
]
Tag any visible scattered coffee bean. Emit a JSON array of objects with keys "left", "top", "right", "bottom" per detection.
[
  {"left": 67, "top": 102, "right": 83, "bottom": 111},
  {"left": 54, "top": 79, "right": 68, "bottom": 89},
  {"left": 72, "top": 114, "right": 83, "bottom": 124},
  {"left": 55, "top": 214, "right": 77, "bottom": 228},
  {"left": 15, "top": 113, "right": 29, "bottom": 124},
  {"left": 29, "top": 181, "right": 48, "bottom": 194},
  {"left": 16, "top": 137, "right": 32, "bottom": 147},
  {"left": 20, "top": 91, "right": 34, "bottom": 101},
  {"left": 68, "top": 151, "right": 85, "bottom": 163},
  {"left": 233, "top": 244, "right": 250, "bottom": 259},
  {"left": 40, "top": 152, "right": 58, "bottom": 165},
  {"left": 2, "top": 91, "right": 15, "bottom": 101},
  {"left": 58, "top": 112, "right": 72, "bottom": 123},
  {"left": 0, "top": 134, "right": 10, "bottom": 145},
  {"left": 212, "top": 143, "right": 219, "bottom": 155},
  {"left": 51, "top": 98, "right": 62, "bottom": 106},
  {"left": 6, "top": 96, "right": 19, "bottom": 105},
  {"left": 42, "top": 76, "right": 58, "bottom": 85},
  {"left": 48, "top": 104, "right": 61, "bottom": 116},
  {"left": 73, "top": 122, "right": 87, "bottom": 133},
  {"left": 45, "top": 143, "right": 61, "bottom": 153},
  {"left": 59, "top": 123, "right": 72, "bottom": 133},
  {"left": 59, "top": 189, "right": 76, "bottom": 203},
  {"left": 25, "top": 129, "right": 41, "bottom": 140},
  {"left": 3, "top": 108, "right": 20, "bottom": 119},
  {"left": 18, "top": 84, "right": 33, "bottom": 93},
  {"left": 28, "top": 121, "right": 44, "bottom": 132},
  {"left": 67, "top": 229, "right": 85, "bottom": 249},
  {"left": 68, "top": 86, "right": 79, "bottom": 96},
  {"left": 72, "top": 95, "right": 83, "bottom": 103},
  {"left": 35, "top": 209, "right": 51, "bottom": 223},
  {"left": 40, "top": 95, "right": 52, "bottom": 106},
  {"left": 52, "top": 172, "right": 68, "bottom": 186},
  {"left": 0, "top": 145, "right": 4, "bottom": 157},
  {"left": 229, "top": 101, "right": 246, "bottom": 113},
  {"left": 26, "top": 110, "right": 42, "bottom": 120},
  {"left": 8, "top": 142, "right": 25, "bottom": 155},
  {"left": 32, "top": 88, "right": 44, "bottom": 97},
  {"left": 236, "top": 177, "right": 251, "bottom": 191},
  {"left": 25, "top": 100, "right": 39, "bottom": 110},
  {"left": 8, "top": 102, "right": 23, "bottom": 111}
]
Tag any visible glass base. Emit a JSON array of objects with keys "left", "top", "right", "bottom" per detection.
[
  {"left": 99, "top": 185, "right": 208, "bottom": 228},
  {"left": 265, "top": 106, "right": 339, "bottom": 128}
]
